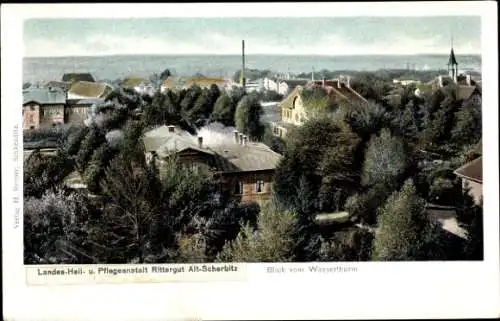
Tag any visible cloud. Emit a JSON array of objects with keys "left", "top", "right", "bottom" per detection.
[{"left": 24, "top": 31, "right": 480, "bottom": 57}]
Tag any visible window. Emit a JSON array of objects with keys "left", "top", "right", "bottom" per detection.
[
  {"left": 30, "top": 105, "right": 35, "bottom": 111},
  {"left": 255, "top": 180, "right": 265, "bottom": 193},
  {"left": 234, "top": 181, "right": 243, "bottom": 195},
  {"left": 30, "top": 126, "right": 35, "bottom": 130}
]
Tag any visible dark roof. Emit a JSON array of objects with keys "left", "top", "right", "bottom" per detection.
[
  {"left": 454, "top": 156, "right": 482, "bottom": 184},
  {"left": 62, "top": 73, "right": 95, "bottom": 83},
  {"left": 23, "top": 88, "right": 66, "bottom": 105},
  {"left": 209, "top": 142, "right": 282, "bottom": 173},
  {"left": 457, "top": 85, "right": 479, "bottom": 100},
  {"left": 448, "top": 48, "right": 459, "bottom": 66},
  {"left": 280, "top": 79, "right": 309, "bottom": 88},
  {"left": 143, "top": 125, "right": 282, "bottom": 173},
  {"left": 43, "top": 81, "right": 71, "bottom": 91}
]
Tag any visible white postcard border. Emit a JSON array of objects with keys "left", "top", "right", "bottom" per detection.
[{"left": 2, "top": 2, "right": 499, "bottom": 320}]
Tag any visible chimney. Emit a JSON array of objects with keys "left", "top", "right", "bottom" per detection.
[
  {"left": 347, "top": 76, "right": 351, "bottom": 88},
  {"left": 243, "top": 135, "right": 248, "bottom": 146},
  {"left": 197, "top": 136, "right": 203, "bottom": 148},
  {"left": 233, "top": 130, "right": 239, "bottom": 143},
  {"left": 241, "top": 40, "right": 246, "bottom": 87},
  {"left": 466, "top": 74, "right": 471, "bottom": 86},
  {"left": 239, "top": 133, "right": 244, "bottom": 145},
  {"left": 438, "top": 75, "right": 443, "bottom": 88},
  {"left": 167, "top": 125, "right": 175, "bottom": 133},
  {"left": 337, "top": 78, "right": 341, "bottom": 88},
  {"left": 322, "top": 78, "right": 325, "bottom": 87}
]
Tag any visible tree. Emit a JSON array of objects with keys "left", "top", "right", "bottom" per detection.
[
  {"left": 451, "top": 95, "right": 482, "bottom": 147},
  {"left": 159, "top": 155, "right": 218, "bottom": 234},
  {"left": 234, "top": 95, "right": 264, "bottom": 140},
  {"left": 160, "top": 69, "right": 172, "bottom": 80},
  {"left": 318, "top": 228, "right": 374, "bottom": 261},
  {"left": 274, "top": 118, "right": 359, "bottom": 214},
  {"left": 75, "top": 125, "right": 106, "bottom": 174},
  {"left": 262, "top": 124, "right": 286, "bottom": 154},
  {"left": 372, "top": 180, "right": 438, "bottom": 261},
  {"left": 188, "top": 90, "right": 213, "bottom": 126},
  {"left": 342, "top": 102, "right": 392, "bottom": 143},
  {"left": 170, "top": 233, "right": 208, "bottom": 263},
  {"left": 97, "top": 155, "right": 164, "bottom": 263},
  {"left": 210, "top": 94, "right": 235, "bottom": 126},
  {"left": 180, "top": 85, "right": 203, "bottom": 114},
  {"left": 362, "top": 128, "right": 407, "bottom": 190},
  {"left": 455, "top": 190, "right": 483, "bottom": 260},
  {"left": 216, "top": 202, "right": 296, "bottom": 262},
  {"left": 24, "top": 189, "right": 95, "bottom": 264},
  {"left": 24, "top": 148, "right": 75, "bottom": 198},
  {"left": 83, "top": 142, "right": 117, "bottom": 193}
]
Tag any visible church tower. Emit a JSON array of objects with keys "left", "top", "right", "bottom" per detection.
[{"left": 447, "top": 37, "right": 459, "bottom": 83}]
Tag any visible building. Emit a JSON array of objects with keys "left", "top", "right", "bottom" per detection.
[
  {"left": 62, "top": 73, "right": 96, "bottom": 83},
  {"left": 271, "top": 77, "right": 368, "bottom": 138},
  {"left": 454, "top": 156, "right": 483, "bottom": 206},
  {"left": 160, "top": 77, "right": 180, "bottom": 93},
  {"left": 262, "top": 77, "right": 280, "bottom": 92},
  {"left": 67, "top": 81, "right": 113, "bottom": 100},
  {"left": 42, "top": 81, "right": 71, "bottom": 92},
  {"left": 392, "top": 79, "right": 421, "bottom": 86},
  {"left": 23, "top": 88, "right": 67, "bottom": 129},
  {"left": 142, "top": 125, "right": 282, "bottom": 205},
  {"left": 182, "top": 76, "right": 230, "bottom": 90},
  {"left": 417, "top": 43, "right": 482, "bottom": 102},
  {"left": 123, "top": 77, "right": 156, "bottom": 96},
  {"left": 65, "top": 98, "right": 105, "bottom": 124},
  {"left": 276, "top": 79, "right": 309, "bottom": 96}
]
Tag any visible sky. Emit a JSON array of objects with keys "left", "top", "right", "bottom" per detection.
[{"left": 23, "top": 16, "right": 481, "bottom": 57}]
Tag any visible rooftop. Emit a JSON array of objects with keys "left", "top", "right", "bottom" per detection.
[
  {"left": 123, "top": 77, "right": 150, "bottom": 88},
  {"left": 68, "top": 81, "right": 112, "bottom": 99},
  {"left": 454, "top": 156, "right": 482, "bottom": 184},
  {"left": 143, "top": 125, "right": 282, "bottom": 173},
  {"left": 183, "top": 76, "right": 228, "bottom": 88},
  {"left": 210, "top": 141, "right": 282, "bottom": 172},
  {"left": 23, "top": 88, "right": 67, "bottom": 105},
  {"left": 62, "top": 73, "right": 95, "bottom": 83}
]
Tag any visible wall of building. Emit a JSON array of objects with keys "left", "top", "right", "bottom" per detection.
[
  {"left": 23, "top": 103, "right": 40, "bottom": 129},
  {"left": 463, "top": 179, "right": 483, "bottom": 206},
  {"left": 39, "top": 105, "right": 65, "bottom": 127},
  {"left": 282, "top": 94, "right": 306, "bottom": 126},
  {"left": 223, "top": 171, "right": 275, "bottom": 205},
  {"left": 65, "top": 106, "right": 91, "bottom": 124}
]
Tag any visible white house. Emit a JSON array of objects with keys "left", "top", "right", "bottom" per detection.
[{"left": 134, "top": 82, "right": 156, "bottom": 96}]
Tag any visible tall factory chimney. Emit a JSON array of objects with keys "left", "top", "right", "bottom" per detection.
[{"left": 240, "top": 40, "right": 246, "bottom": 88}]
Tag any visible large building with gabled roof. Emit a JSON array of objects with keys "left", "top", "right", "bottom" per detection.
[
  {"left": 271, "top": 76, "right": 367, "bottom": 138},
  {"left": 143, "top": 125, "right": 282, "bottom": 204}
]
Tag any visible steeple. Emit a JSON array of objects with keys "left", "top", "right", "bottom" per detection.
[{"left": 447, "top": 35, "right": 458, "bottom": 83}]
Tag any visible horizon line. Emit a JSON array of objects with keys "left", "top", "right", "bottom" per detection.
[{"left": 24, "top": 52, "right": 483, "bottom": 59}]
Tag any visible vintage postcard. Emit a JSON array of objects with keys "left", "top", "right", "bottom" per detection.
[{"left": 2, "top": 2, "right": 499, "bottom": 320}]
